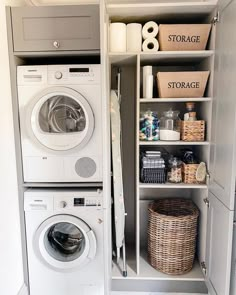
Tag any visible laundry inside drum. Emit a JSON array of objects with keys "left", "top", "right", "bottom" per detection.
[
  {"left": 45, "top": 222, "right": 86, "bottom": 262},
  {"left": 39, "top": 95, "right": 86, "bottom": 133}
]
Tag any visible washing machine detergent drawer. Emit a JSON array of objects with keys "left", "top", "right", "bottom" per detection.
[{"left": 23, "top": 155, "right": 102, "bottom": 182}]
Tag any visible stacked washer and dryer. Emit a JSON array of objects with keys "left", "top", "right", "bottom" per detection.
[{"left": 17, "top": 65, "right": 105, "bottom": 295}]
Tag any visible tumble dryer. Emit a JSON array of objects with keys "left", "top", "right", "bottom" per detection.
[
  {"left": 17, "top": 65, "right": 103, "bottom": 183},
  {"left": 24, "top": 189, "right": 104, "bottom": 295}
]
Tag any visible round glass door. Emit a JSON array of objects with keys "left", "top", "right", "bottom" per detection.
[
  {"left": 34, "top": 215, "right": 96, "bottom": 271},
  {"left": 29, "top": 87, "right": 94, "bottom": 151},
  {"left": 45, "top": 222, "right": 86, "bottom": 262}
]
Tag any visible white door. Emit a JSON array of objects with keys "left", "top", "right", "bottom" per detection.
[
  {"left": 206, "top": 193, "right": 234, "bottom": 295},
  {"left": 207, "top": 1, "right": 236, "bottom": 294},
  {"left": 28, "top": 87, "right": 95, "bottom": 151},
  {"left": 33, "top": 214, "right": 97, "bottom": 272}
]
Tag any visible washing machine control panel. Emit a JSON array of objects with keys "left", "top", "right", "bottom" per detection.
[
  {"left": 74, "top": 197, "right": 102, "bottom": 207},
  {"left": 53, "top": 195, "right": 103, "bottom": 210}
]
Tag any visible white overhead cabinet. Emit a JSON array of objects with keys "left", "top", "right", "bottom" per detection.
[{"left": 107, "top": 0, "right": 236, "bottom": 294}]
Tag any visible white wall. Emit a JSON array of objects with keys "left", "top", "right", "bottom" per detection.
[{"left": 0, "top": 1, "right": 25, "bottom": 295}]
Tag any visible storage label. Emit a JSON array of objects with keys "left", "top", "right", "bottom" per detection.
[
  {"left": 168, "top": 35, "right": 201, "bottom": 43},
  {"left": 168, "top": 82, "right": 200, "bottom": 89}
]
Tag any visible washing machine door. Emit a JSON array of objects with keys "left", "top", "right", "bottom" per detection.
[
  {"left": 34, "top": 215, "right": 97, "bottom": 272},
  {"left": 29, "top": 87, "right": 94, "bottom": 151}
]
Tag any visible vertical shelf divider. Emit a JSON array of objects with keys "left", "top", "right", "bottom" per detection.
[{"left": 136, "top": 54, "right": 141, "bottom": 275}]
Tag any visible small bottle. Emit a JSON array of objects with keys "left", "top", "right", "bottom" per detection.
[
  {"left": 184, "top": 102, "right": 195, "bottom": 121},
  {"left": 189, "top": 112, "right": 197, "bottom": 121}
]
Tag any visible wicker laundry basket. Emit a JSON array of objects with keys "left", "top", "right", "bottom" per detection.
[{"left": 148, "top": 198, "right": 199, "bottom": 275}]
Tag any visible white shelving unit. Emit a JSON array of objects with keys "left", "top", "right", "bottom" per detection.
[
  {"left": 108, "top": 2, "right": 215, "bottom": 283},
  {"left": 107, "top": 1, "right": 236, "bottom": 294}
]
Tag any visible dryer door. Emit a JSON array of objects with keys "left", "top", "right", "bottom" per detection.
[
  {"left": 28, "top": 87, "right": 94, "bottom": 151},
  {"left": 34, "top": 214, "right": 97, "bottom": 272}
]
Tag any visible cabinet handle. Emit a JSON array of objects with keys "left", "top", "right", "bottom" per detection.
[{"left": 53, "top": 41, "right": 60, "bottom": 49}]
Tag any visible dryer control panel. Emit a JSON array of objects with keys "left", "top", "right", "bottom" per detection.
[{"left": 48, "top": 64, "right": 101, "bottom": 85}]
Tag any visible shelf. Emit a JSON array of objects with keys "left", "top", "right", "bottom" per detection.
[
  {"left": 109, "top": 51, "right": 214, "bottom": 65},
  {"left": 140, "top": 50, "right": 214, "bottom": 64},
  {"left": 139, "top": 140, "right": 209, "bottom": 146},
  {"left": 140, "top": 97, "right": 212, "bottom": 103},
  {"left": 112, "top": 251, "right": 204, "bottom": 281},
  {"left": 107, "top": 2, "right": 216, "bottom": 21},
  {"left": 139, "top": 183, "right": 208, "bottom": 189},
  {"left": 109, "top": 53, "right": 137, "bottom": 65}
]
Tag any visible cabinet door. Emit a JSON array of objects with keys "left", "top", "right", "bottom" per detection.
[
  {"left": 206, "top": 193, "right": 234, "bottom": 295},
  {"left": 209, "top": 0, "right": 236, "bottom": 211},
  {"left": 11, "top": 5, "right": 100, "bottom": 52}
]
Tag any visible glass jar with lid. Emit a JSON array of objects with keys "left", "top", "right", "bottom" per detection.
[
  {"left": 160, "top": 109, "right": 181, "bottom": 141},
  {"left": 167, "top": 157, "right": 182, "bottom": 183},
  {"left": 139, "top": 109, "right": 159, "bottom": 141}
]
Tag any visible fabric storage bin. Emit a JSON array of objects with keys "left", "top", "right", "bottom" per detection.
[
  {"left": 182, "top": 163, "right": 205, "bottom": 184},
  {"left": 148, "top": 198, "right": 199, "bottom": 275},
  {"left": 157, "top": 71, "right": 210, "bottom": 98},
  {"left": 181, "top": 120, "right": 205, "bottom": 141},
  {"left": 158, "top": 24, "right": 211, "bottom": 51},
  {"left": 141, "top": 168, "right": 166, "bottom": 183}
]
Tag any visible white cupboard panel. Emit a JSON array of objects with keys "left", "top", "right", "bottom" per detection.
[
  {"left": 206, "top": 192, "right": 234, "bottom": 295},
  {"left": 210, "top": 0, "right": 236, "bottom": 210}
]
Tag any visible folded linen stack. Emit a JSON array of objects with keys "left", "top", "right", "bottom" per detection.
[{"left": 141, "top": 151, "right": 166, "bottom": 183}]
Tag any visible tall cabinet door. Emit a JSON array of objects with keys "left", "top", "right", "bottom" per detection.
[
  {"left": 206, "top": 193, "right": 234, "bottom": 295},
  {"left": 209, "top": 0, "right": 236, "bottom": 211},
  {"left": 207, "top": 1, "right": 236, "bottom": 294}
]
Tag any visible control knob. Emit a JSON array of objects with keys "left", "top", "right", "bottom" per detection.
[
  {"left": 59, "top": 201, "right": 67, "bottom": 208},
  {"left": 55, "top": 71, "right": 63, "bottom": 80}
]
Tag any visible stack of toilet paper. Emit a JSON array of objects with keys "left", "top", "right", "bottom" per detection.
[
  {"left": 142, "top": 21, "right": 159, "bottom": 52},
  {"left": 109, "top": 21, "right": 159, "bottom": 53}
]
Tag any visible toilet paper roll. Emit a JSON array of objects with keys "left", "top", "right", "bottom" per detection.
[
  {"left": 110, "top": 23, "right": 127, "bottom": 52},
  {"left": 143, "top": 66, "right": 152, "bottom": 98},
  {"left": 127, "top": 23, "right": 142, "bottom": 52},
  {"left": 142, "top": 38, "right": 159, "bottom": 52},
  {"left": 142, "top": 21, "right": 159, "bottom": 39},
  {"left": 145, "top": 75, "right": 154, "bottom": 99}
]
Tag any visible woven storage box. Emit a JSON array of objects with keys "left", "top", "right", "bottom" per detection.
[
  {"left": 181, "top": 120, "right": 205, "bottom": 141},
  {"left": 157, "top": 71, "right": 210, "bottom": 98},
  {"left": 158, "top": 24, "right": 211, "bottom": 51},
  {"left": 182, "top": 163, "right": 205, "bottom": 184},
  {"left": 148, "top": 198, "right": 199, "bottom": 275}
]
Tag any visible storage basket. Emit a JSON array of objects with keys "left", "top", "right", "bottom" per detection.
[
  {"left": 181, "top": 120, "right": 205, "bottom": 141},
  {"left": 141, "top": 168, "right": 166, "bottom": 183},
  {"left": 148, "top": 198, "right": 199, "bottom": 275},
  {"left": 157, "top": 71, "right": 210, "bottom": 98},
  {"left": 158, "top": 24, "right": 212, "bottom": 51},
  {"left": 182, "top": 163, "right": 205, "bottom": 184}
]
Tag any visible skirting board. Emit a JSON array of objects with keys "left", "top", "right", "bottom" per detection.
[{"left": 18, "top": 284, "right": 28, "bottom": 295}]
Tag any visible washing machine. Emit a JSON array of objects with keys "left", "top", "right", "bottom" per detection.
[
  {"left": 24, "top": 189, "right": 105, "bottom": 295},
  {"left": 17, "top": 65, "right": 102, "bottom": 183}
]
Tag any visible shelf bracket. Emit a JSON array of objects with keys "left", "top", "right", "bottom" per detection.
[{"left": 212, "top": 11, "right": 220, "bottom": 25}]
